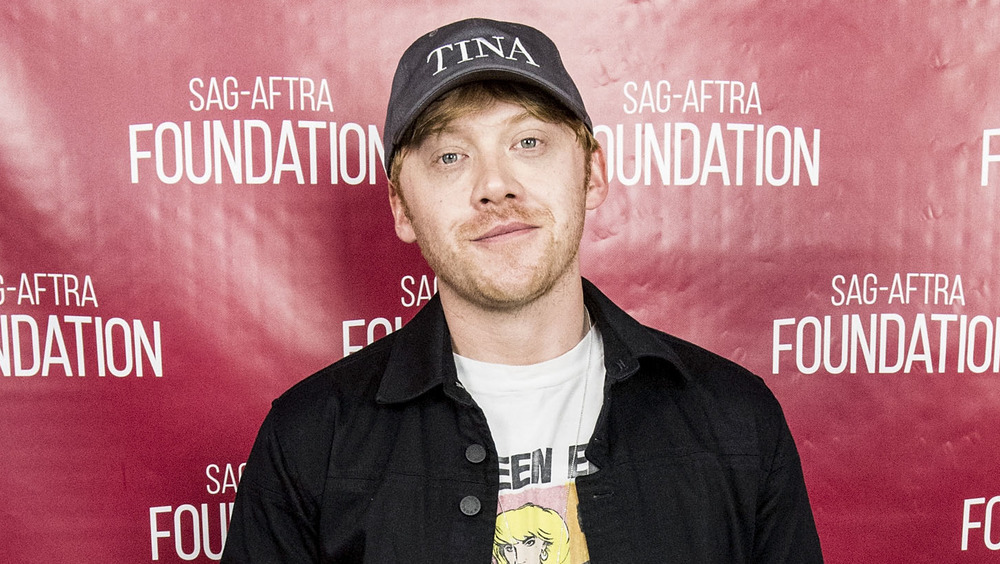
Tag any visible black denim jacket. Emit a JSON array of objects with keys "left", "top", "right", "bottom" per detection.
[{"left": 222, "top": 280, "right": 822, "bottom": 563}]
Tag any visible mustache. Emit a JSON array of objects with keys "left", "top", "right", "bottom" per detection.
[{"left": 457, "top": 204, "right": 553, "bottom": 238}]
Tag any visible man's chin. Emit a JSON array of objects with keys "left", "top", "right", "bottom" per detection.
[{"left": 447, "top": 276, "right": 555, "bottom": 312}]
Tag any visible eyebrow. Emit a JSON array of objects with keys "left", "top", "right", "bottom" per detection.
[{"left": 506, "top": 110, "right": 537, "bottom": 124}]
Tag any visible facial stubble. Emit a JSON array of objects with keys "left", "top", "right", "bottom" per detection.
[{"left": 399, "top": 188, "right": 588, "bottom": 313}]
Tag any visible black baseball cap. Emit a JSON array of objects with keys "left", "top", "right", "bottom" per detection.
[{"left": 383, "top": 18, "right": 592, "bottom": 173}]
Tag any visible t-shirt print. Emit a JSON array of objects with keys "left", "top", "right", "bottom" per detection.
[{"left": 493, "top": 466, "right": 593, "bottom": 563}]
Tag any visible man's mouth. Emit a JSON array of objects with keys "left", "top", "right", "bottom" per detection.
[{"left": 473, "top": 222, "right": 537, "bottom": 242}]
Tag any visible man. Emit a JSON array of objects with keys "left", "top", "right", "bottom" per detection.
[{"left": 222, "top": 18, "right": 822, "bottom": 563}]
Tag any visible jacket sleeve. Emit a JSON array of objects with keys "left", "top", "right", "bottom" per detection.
[
  {"left": 752, "top": 413, "right": 824, "bottom": 563},
  {"left": 221, "top": 412, "right": 321, "bottom": 563}
]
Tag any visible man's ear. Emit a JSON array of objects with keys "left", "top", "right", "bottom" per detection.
[
  {"left": 585, "top": 146, "right": 609, "bottom": 210},
  {"left": 388, "top": 182, "right": 417, "bottom": 243}
]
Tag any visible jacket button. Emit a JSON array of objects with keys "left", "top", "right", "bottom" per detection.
[
  {"left": 460, "top": 495, "right": 481, "bottom": 516},
  {"left": 465, "top": 444, "right": 486, "bottom": 463}
]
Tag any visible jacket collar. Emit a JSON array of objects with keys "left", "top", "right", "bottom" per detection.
[{"left": 376, "top": 278, "right": 691, "bottom": 405}]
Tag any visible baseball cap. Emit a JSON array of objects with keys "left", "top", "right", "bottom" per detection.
[{"left": 383, "top": 18, "right": 592, "bottom": 173}]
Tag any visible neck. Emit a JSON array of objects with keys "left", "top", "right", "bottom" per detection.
[{"left": 440, "top": 273, "right": 589, "bottom": 365}]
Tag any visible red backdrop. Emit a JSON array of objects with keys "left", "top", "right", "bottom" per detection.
[{"left": 3, "top": 1, "right": 1000, "bottom": 562}]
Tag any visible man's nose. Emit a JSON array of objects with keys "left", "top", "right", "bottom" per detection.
[{"left": 470, "top": 153, "right": 524, "bottom": 207}]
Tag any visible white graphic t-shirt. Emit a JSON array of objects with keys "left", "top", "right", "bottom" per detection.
[{"left": 454, "top": 324, "right": 605, "bottom": 564}]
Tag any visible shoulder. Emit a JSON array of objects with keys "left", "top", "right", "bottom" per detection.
[
  {"left": 585, "top": 279, "right": 784, "bottom": 424},
  {"left": 653, "top": 328, "right": 774, "bottom": 401},
  {"left": 267, "top": 331, "right": 398, "bottom": 434},
  {"left": 239, "top": 333, "right": 399, "bottom": 498},
  {"left": 637, "top": 326, "right": 789, "bottom": 443}
]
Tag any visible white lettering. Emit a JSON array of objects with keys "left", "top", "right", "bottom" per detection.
[
  {"left": 595, "top": 122, "right": 820, "bottom": 187},
  {"left": 149, "top": 503, "right": 233, "bottom": 561},
  {"left": 0, "top": 315, "right": 162, "bottom": 378},
  {"left": 772, "top": 313, "right": 1000, "bottom": 375},
  {"left": 342, "top": 317, "right": 404, "bottom": 357},
  {"left": 130, "top": 120, "right": 384, "bottom": 186},
  {"left": 982, "top": 128, "right": 1000, "bottom": 186}
]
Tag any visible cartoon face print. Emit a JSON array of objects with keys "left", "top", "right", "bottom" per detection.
[
  {"left": 493, "top": 503, "right": 570, "bottom": 564},
  {"left": 500, "top": 534, "right": 548, "bottom": 563}
]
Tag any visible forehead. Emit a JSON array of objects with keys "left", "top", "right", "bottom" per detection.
[{"left": 429, "top": 101, "right": 552, "bottom": 137}]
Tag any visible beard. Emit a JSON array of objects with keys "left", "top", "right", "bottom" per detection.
[{"left": 407, "top": 198, "right": 586, "bottom": 312}]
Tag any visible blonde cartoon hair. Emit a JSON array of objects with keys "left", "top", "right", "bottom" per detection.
[{"left": 493, "top": 503, "right": 570, "bottom": 564}]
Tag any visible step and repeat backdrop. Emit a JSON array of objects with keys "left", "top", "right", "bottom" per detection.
[{"left": 3, "top": 1, "right": 999, "bottom": 562}]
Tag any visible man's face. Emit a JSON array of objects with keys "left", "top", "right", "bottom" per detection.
[{"left": 389, "top": 100, "right": 607, "bottom": 311}]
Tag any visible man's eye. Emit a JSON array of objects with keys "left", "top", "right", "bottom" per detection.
[
  {"left": 519, "top": 138, "right": 539, "bottom": 149},
  {"left": 439, "top": 153, "right": 459, "bottom": 165}
]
